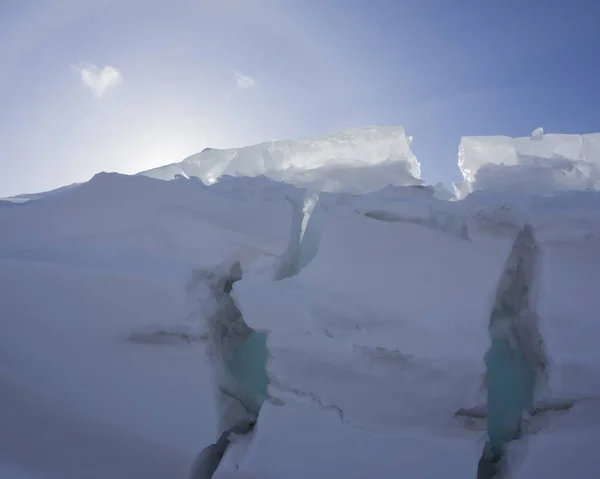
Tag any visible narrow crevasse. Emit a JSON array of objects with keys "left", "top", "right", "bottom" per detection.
[
  {"left": 275, "top": 189, "right": 329, "bottom": 279},
  {"left": 476, "top": 225, "right": 552, "bottom": 478},
  {"left": 294, "top": 191, "right": 327, "bottom": 274},
  {"left": 187, "top": 263, "right": 269, "bottom": 479},
  {"left": 273, "top": 196, "right": 306, "bottom": 280},
  {"left": 189, "top": 189, "right": 337, "bottom": 478}
]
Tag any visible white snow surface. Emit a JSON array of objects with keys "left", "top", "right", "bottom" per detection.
[
  {"left": 234, "top": 186, "right": 600, "bottom": 428},
  {"left": 139, "top": 126, "right": 422, "bottom": 193},
  {"left": 0, "top": 173, "right": 299, "bottom": 477},
  {"left": 458, "top": 133, "right": 600, "bottom": 196},
  {"left": 2, "top": 130, "right": 600, "bottom": 477},
  {"left": 0, "top": 172, "right": 295, "bottom": 279}
]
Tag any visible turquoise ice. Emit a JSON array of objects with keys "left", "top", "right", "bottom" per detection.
[
  {"left": 227, "top": 330, "right": 269, "bottom": 416},
  {"left": 486, "top": 334, "right": 535, "bottom": 456}
]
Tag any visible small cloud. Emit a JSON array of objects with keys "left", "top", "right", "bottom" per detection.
[
  {"left": 74, "top": 63, "right": 122, "bottom": 98},
  {"left": 234, "top": 71, "right": 256, "bottom": 90}
]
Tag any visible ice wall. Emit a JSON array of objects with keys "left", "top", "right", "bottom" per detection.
[
  {"left": 232, "top": 184, "right": 600, "bottom": 441},
  {"left": 5, "top": 126, "right": 600, "bottom": 477},
  {"left": 140, "top": 126, "right": 422, "bottom": 194},
  {"left": 457, "top": 132, "right": 600, "bottom": 196},
  {"left": 233, "top": 188, "right": 519, "bottom": 438}
]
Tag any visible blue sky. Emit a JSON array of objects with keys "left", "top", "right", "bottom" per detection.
[{"left": 1, "top": 0, "right": 599, "bottom": 197}]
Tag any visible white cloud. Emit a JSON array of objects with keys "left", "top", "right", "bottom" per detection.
[
  {"left": 75, "top": 64, "right": 122, "bottom": 98},
  {"left": 234, "top": 71, "right": 256, "bottom": 90}
]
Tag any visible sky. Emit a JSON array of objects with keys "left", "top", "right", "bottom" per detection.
[{"left": 1, "top": 0, "right": 600, "bottom": 197}]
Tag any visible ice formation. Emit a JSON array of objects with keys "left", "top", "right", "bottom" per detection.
[
  {"left": 2, "top": 127, "right": 600, "bottom": 479},
  {"left": 477, "top": 225, "right": 548, "bottom": 477},
  {"left": 531, "top": 127, "right": 544, "bottom": 139},
  {"left": 457, "top": 132, "right": 600, "bottom": 196},
  {"left": 139, "top": 126, "right": 422, "bottom": 194}
]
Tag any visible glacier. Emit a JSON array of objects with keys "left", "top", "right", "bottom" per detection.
[
  {"left": 457, "top": 131, "right": 600, "bottom": 196},
  {"left": 1, "top": 126, "right": 600, "bottom": 479},
  {"left": 139, "top": 126, "right": 422, "bottom": 194}
]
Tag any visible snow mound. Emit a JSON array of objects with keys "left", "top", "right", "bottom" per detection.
[
  {"left": 457, "top": 133, "right": 600, "bottom": 196},
  {"left": 0, "top": 172, "right": 296, "bottom": 278},
  {"left": 140, "top": 126, "right": 421, "bottom": 193}
]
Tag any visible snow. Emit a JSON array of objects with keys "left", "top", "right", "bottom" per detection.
[
  {"left": 0, "top": 173, "right": 300, "bottom": 477},
  {"left": 1, "top": 183, "right": 81, "bottom": 204},
  {"left": 512, "top": 399, "right": 600, "bottom": 478},
  {"left": 537, "top": 239, "right": 600, "bottom": 398},
  {"left": 2, "top": 127, "right": 600, "bottom": 478},
  {"left": 140, "top": 126, "right": 422, "bottom": 193},
  {"left": 1, "top": 374, "right": 190, "bottom": 479},
  {"left": 233, "top": 191, "right": 515, "bottom": 439},
  {"left": 0, "top": 257, "right": 214, "bottom": 456},
  {"left": 458, "top": 133, "right": 600, "bottom": 196},
  {"left": 231, "top": 183, "right": 600, "bottom": 476},
  {"left": 531, "top": 127, "right": 544, "bottom": 139},
  {"left": 214, "top": 402, "right": 481, "bottom": 479},
  {"left": 0, "top": 172, "right": 295, "bottom": 279}
]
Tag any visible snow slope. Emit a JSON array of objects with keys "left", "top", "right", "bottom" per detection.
[
  {"left": 140, "top": 126, "right": 422, "bottom": 193},
  {"left": 228, "top": 184, "right": 600, "bottom": 478},
  {"left": 0, "top": 256, "right": 210, "bottom": 478},
  {"left": 0, "top": 172, "right": 296, "bottom": 279},
  {"left": 2, "top": 128, "right": 600, "bottom": 478},
  {"left": 0, "top": 173, "right": 302, "bottom": 478},
  {"left": 1, "top": 374, "right": 190, "bottom": 479}
]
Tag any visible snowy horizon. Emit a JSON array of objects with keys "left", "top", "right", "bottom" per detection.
[{"left": 4, "top": 124, "right": 600, "bottom": 202}]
